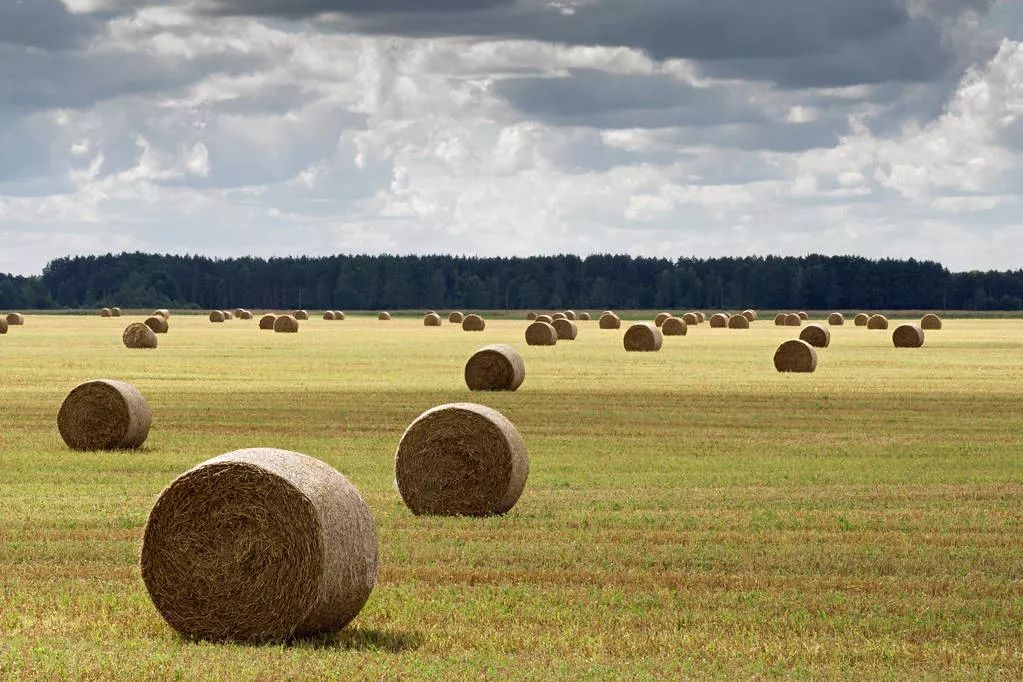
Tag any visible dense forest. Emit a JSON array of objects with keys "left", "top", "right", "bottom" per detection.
[{"left": 1, "top": 252, "right": 1021, "bottom": 311}]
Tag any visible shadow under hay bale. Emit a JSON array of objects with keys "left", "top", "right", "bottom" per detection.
[
  {"left": 525, "top": 321, "right": 558, "bottom": 346},
  {"left": 624, "top": 322, "right": 662, "bottom": 352},
  {"left": 893, "top": 324, "right": 925, "bottom": 348},
  {"left": 465, "top": 344, "right": 525, "bottom": 391},
  {"left": 774, "top": 339, "right": 817, "bottom": 373},
  {"left": 123, "top": 323, "right": 158, "bottom": 349},
  {"left": 57, "top": 379, "right": 151, "bottom": 451},
  {"left": 799, "top": 324, "right": 831, "bottom": 348}
]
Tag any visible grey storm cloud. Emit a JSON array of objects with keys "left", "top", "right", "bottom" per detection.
[{"left": 0, "top": 0, "right": 100, "bottom": 49}]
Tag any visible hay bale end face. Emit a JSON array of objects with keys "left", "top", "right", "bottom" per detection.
[
  {"left": 893, "top": 324, "right": 925, "bottom": 348},
  {"left": 624, "top": 322, "right": 663, "bottom": 352},
  {"left": 785, "top": 313, "right": 802, "bottom": 327},
  {"left": 661, "top": 317, "right": 687, "bottom": 336},
  {"left": 123, "top": 323, "right": 158, "bottom": 349},
  {"left": 828, "top": 312, "right": 845, "bottom": 326},
  {"left": 921, "top": 314, "right": 942, "bottom": 330},
  {"left": 552, "top": 318, "right": 578, "bottom": 340},
  {"left": 144, "top": 316, "right": 169, "bottom": 334},
  {"left": 323, "top": 311, "right": 336, "bottom": 321},
  {"left": 424, "top": 313, "right": 442, "bottom": 327},
  {"left": 462, "top": 314, "right": 486, "bottom": 332},
  {"left": 709, "top": 313, "right": 728, "bottom": 328},
  {"left": 696, "top": 312, "right": 706, "bottom": 323},
  {"left": 209, "top": 310, "right": 226, "bottom": 323},
  {"left": 654, "top": 312, "right": 672, "bottom": 327},
  {"left": 728, "top": 314, "right": 750, "bottom": 329},
  {"left": 153, "top": 309, "right": 170, "bottom": 319},
  {"left": 799, "top": 324, "right": 831, "bottom": 348},
  {"left": 57, "top": 379, "right": 152, "bottom": 451},
  {"left": 6, "top": 313, "right": 24, "bottom": 325},
  {"left": 259, "top": 314, "right": 277, "bottom": 330},
  {"left": 335, "top": 311, "right": 346, "bottom": 320},
  {"left": 378, "top": 312, "right": 392, "bottom": 321},
  {"left": 101, "top": 308, "right": 112, "bottom": 317},
  {"left": 238, "top": 310, "right": 253, "bottom": 320},
  {"left": 0, "top": 319, "right": 7, "bottom": 334},
  {"left": 579, "top": 312, "right": 591, "bottom": 321},
  {"left": 223, "top": 311, "right": 234, "bottom": 320},
  {"left": 293, "top": 310, "right": 309, "bottom": 321},
  {"left": 526, "top": 312, "right": 537, "bottom": 321},
  {"left": 774, "top": 313, "right": 787, "bottom": 326},
  {"left": 797, "top": 311, "right": 808, "bottom": 320},
  {"left": 854, "top": 313, "right": 869, "bottom": 326},
  {"left": 741, "top": 309, "right": 757, "bottom": 322},
  {"left": 395, "top": 403, "right": 528, "bottom": 516},
  {"left": 598, "top": 312, "right": 621, "bottom": 330},
  {"left": 563, "top": 310, "right": 577, "bottom": 321},
  {"left": 111, "top": 307, "right": 122, "bottom": 317},
  {"left": 867, "top": 314, "right": 889, "bottom": 330},
  {"left": 465, "top": 344, "right": 525, "bottom": 391},
  {"left": 274, "top": 315, "right": 299, "bottom": 333},
  {"left": 448, "top": 311, "right": 464, "bottom": 324},
  {"left": 682, "top": 312, "right": 698, "bottom": 325},
  {"left": 525, "top": 321, "right": 558, "bottom": 346},
  {"left": 141, "top": 448, "right": 378, "bottom": 643},
  {"left": 774, "top": 339, "right": 818, "bottom": 373}
]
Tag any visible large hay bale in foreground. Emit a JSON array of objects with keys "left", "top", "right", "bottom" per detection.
[
  {"left": 462, "top": 314, "right": 486, "bottom": 332},
  {"left": 774, "top": 339, "right": 817, "bottom": 373},
  {"left": 57, "top": 379, "right": 152, "bottom": 451},
  {"left": 0, "top": 319, "right": 7, "bottom": 334},
  {"left": 378, "top": 312, "right": 391, "bottom": 321},
  {"left": 564, "top": 310, "right": 577, "bottom": 321},
  {"left": 893, "top": 324, "right": 925, "bottom": 348},
  {"left": 579, "top": 312, "right": 591, "bottom": 321},
  {"left": 774, "top": 313, "right": 787, "bottom": 326},
  {"left": 424, "top": 313, "right": 442, "bottom": 327},
  {"left": 525, "top": 321, "right": 557, "bottom": 346},
  {"left": 274, "top": 315, "right": 299, "bottom": 333},
  {"left": 854, "top": 313, "right": 869, "bottom": 326},
  {"left": 123, "top": 323, "right": 158, "bottom": 349},
  {"left": 799, "top": 324, "right": 831, "bottom": 348},
  {"left": 709, "top": 313, "right": 728, "bottom": 328},
  {"left": 209, "top": 310, "right": 226, "bottom": 323},
  {"left": 448, "top": 311, "right": 464, "bottom": 324},
  {"left": 6, "top": 313, "right": 24, "bottom": 326},
  {"left": 728, "top": 314, "right": 750, "bottom": 329},
  {"left": 145, "top": 316, "right": 169, "bottom": 334},
  {"left": 654, "top": 312, "right": 672, "bottom": 327},
  {"left": 395, "top": 403, "right": 528, "bottom": 516},
  {"left": 465, "top": 344, "right": 525, "bottom": 391},
  {"left": 598, "top": 312, "right": 621, "bottom": 330},
  {"left": 661, "top": 317, "right": 687, "bottom": 336},
  {"left": 323, "top": 311, "right": 336, "bottom": 321},
  {"left": 785, "top": 313, "right": 802, "bottom": 327},
  {"left": 867, "top": 314, "right": 889, "bottom": 330},
  {"left": 741, "top": 309, "right": 757, "bottom": 322},
  {"left": 293, "top": 310, "right": 309, "bottom": 321},
  {"left": 536, "top": 314, "right": 554, "bottom": 325},
  {"left": 624, "top": 322, "right": 662, "bottom": 352},
  {"left": 921, "top": 314, "right": 942, "bottom": 330},
  {"left": 526, "top": 312, "right": 537, "bottom": 321},
  {"left": 153, "top": 309, "right": 170, "bottom": 319},
  {"left": 682, "top": 313, "right": 698, "bottom": 325},
  {"left": 259, "top": 314, "right": 276, "bottom": 330},
  {"left": 828, "top": 312, "right": 845, "bottom": 326},
  {"left": 111, "top": 307, "right": 122, "bottom": 317},
  {"left": 552, "top": 318, "right": 578, "bottom": 340},
  {"left": 101, "top": 308, "right": 112, "bottom": 318},
  {"left": 141, "top": 448, "right": 378, "bottom": 643}
]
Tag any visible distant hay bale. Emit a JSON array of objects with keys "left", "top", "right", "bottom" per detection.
[
  {"left": 579, "top": 312, "right": 591, "bottom": 321},
  {"left": 624, "top": 322, "right": 662, "bottom": 352},
  {"left": 598, "top": 312, "right": 621, "bottom": 329},
  {"left": 111, "top": 307, "right": 122, "bottom": 317},
  {"left": 525, "top": 321, "right": 558, "bottom": 346},
  {"left": 233, "top": 309, "right": 246, "bottom": 318},
  {"left": 378, "top": 312, "right": 392, "bottom": 321},
  {"left": 223, "top": 311, "right": 234, "bottom": 320},
  {"left": 828, "top": 313, "right": 845, "bottom": 326},
  {"left": 395, "top": 403, "right": 528, "bottom": 516},
  {"left": 141, "top": 448, "right": 378, "bottom": 643},
  {"left": 798, "top": 312, "right": 808, "bottom": 320},
  {"left": 696, "top": 312, "right": 706, "bottom": 323},
  {"left": 893, "top": 324, "right": 925, "bottom": 348},
  {"left": 552, "top": 318, "right": 578, "bottom": 340},
  {"left": 661, "top": 317, "right": 687, "bottom": 336},
  {"left": 774, "top": 313, "right": 787, "bottom": 326},
  {"left": 424, "top": 310, "right": 437, "bottom": 316},
  {"left": 464, "top": 344, "right": 525, "bottom": 392},
  {"left": 682, "top": 313, "right": 698, "bottom": 325},
  {"left": 564, "top": 310, "right": 577, "bottom": 321},
  {"left": 799, "top": 324, "right": 831, "bottom": 348},
  {"left": 238, "top": 310, "right": 253, "bottom": 320},
  {"left": 323, "top": 311, "right": 336, "bottom": 321},
  {"left": 728, "top": 314, "right": 750, "bottom": 329},
  {"left": 0, "top": 319, "right": 7, "bottom": 334},
  {"left": 123, "top": 323, "right": 158, "bottom": 349},
  {"left": 424, "top": 313, "right": 442, "bottom": 326},
  {"left": 536, "top": 314, "right": 554, "bottom": 325},
  {"left": 867, "top": 314, "right": 889, "bottom": 330},
  {"left": 145, "top": 316, "right": 169, "bottom": 334},
  {"left": 462, "top": 314, "right": 486, "bottom": 332},
  {"left": 551, "top": 312, "right": 567, "bottom": 321},
  {"left": 741, "top": 309, "right": 757, "bottom": 322},
  {"left": 601, "top": 310, "right": 613, "bottom": 317},
  {"left": 334, "top": 311, "right": 346, "bottom": 320},
  {"left": 209, "top": 310, "right": 226, "bottom": 323},
  {"left": 709, "top": 313, "right": 728, "bottom": 328},
  {"left": 785, "top": 313, "right": 802, "bottom": 327},
  {"left": 292, "top": 310, "right": 309, "bottom": 321},
  {"left": 654, "top": 312, "right": 672, "bottom": 327},
  {"left": 57, "top": 379, "right": 152, "bottom": 451},
  {"left": 526, "top": 312, "right": 537, "bottom": 321},
  {"left": 854, "top": 313, "right": 869, "bottom": 326},
  {"left": 259, "top": 314, "right": 276, "bottom": 330},
  {"left": 774, "top": 339, "right": 818, "bottom": 373},
  {"left": 448, "top": 311, "right": 464, "bottom": 324},
  {"left": 101, "top": 308, "right": 112, "bottom": 318},
  {"left": 6, "top": 313, "right": 24, "bottom": 325},
  {"left": 274, "top": 315, "right": 299, "bottom": 333},
  {"left": 153, "top": 309, "right": 170, "bottom": 319},
  {"left": 921, "top": 314, "right": 942, "bottom": 330}
]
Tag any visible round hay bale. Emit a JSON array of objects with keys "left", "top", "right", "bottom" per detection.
[
  {"left": 536, "top": 314, "right": 554, "bottom": 325},
  {"left": 785, "top": 313, "right": 802, "bottom": 327},
  {"left": 828, "top": 312, "right": 845, "bottom": 326},
  {"left": 551, "top": 312, "right": 567, "bottom": 321},
  {"left": 525, "top": 321, "right": 557, "bottom": 346},
  {"left": 564, "top": 310, "right": 577, "bottom": 321},
  {"left": 144, "top": 316, "right": 169, "bottom": 334},
  {"left": 378, "top": 312, "right": 392, "bottom": 321},
  {"left": 709, "top": 313, "right": 728, "bottom": 328},
  {"left": 274, "top": 315, "right": 299, "bottom": 333},
  {"left": 292, "top": 310, "right": 309, "bottom": 321},
  {"left": 654, "top": 312, "right": 672, "bottom": 327},
  {"left": 424, "top": 310, "right": 437, "bottom": 316},
  {"left": 259, "top": 314, "right": 276, "bottom": 330},
  {"left": 598, "top": 312, "right": 621, "bottom": 330},
  {"left": 893, "top": 324, "right": 925, "bottom": 348},
  {"left": 601, "top": 310, "right": 614, "bottom": 317},
  {"left": 153, "top": 309, "right": 170, "bottom": 319},
  {"left": 6, "top": 313, "right": 24, "bottom": 325},
  {"left": 741, "top": 309, "right": 757, "bottom": 322},
  {"left": 774, "top": 313, "right": 787, "bottom": 326},
  {"left": 462, "top": 314, "right": 486, "bottom": 332},
  {"left": 448, "top": 311, "right": 464, "bottom": 324},
  {"left": 661, "top": 317, "right": 687, "bottom": 336},
  {"left": 682, "top": 312, "right": 698, "bottom": 325},
  {"left": 233, "top": 308, "right": 246, "bottom": 318},
  {"left": 111, "top": 307, "right": 122, "bottom": 317},
  {"left": 323, "top": 311, "right": 336, "bottom": 321},
  {"left": 223, "top": 311, "right": 234, "bottom": 320},
  {"left": 209, "top": 310, "right": 226, "bottom": 323},
  {"left": 728, "top": 314, "right": 750, "bottom": 329},
  {"left": 334, "top": 311, "right": 346, "bottom": 320},
  {"left": 424, "top": 313, "right": 442, "bottom": 327},
  {"left": 465, "top": 344, "right": 525, "bottom": 391},
  {"left": 867, "top": 314, "right": 889, "bottom": 330},
  {"left": 921, "top": 314, "right": 942, "bottom": 330},
  {"left": 238, "top": 310, "right": 253, "bottom": 320},
  {"left": 552, "top": 318, "right": 578, "bottom": 340},
  {"left": 526, "top": 312, "right": 537, "bottom": 321},
  {"left": 579, "top": 312, "right": 591, "bottom": 321},
  {"left": 395, "top": 403, "right": 528, "bottom": 516},
  {"left": 774, "top": 339, "right": 817, "bottom": 372},
  {"left": 797, "top": 311, "right": 808, "bottom": 320},
  {"left": 0, "top": 318, "right": 7, "bottom": 334},
  {"left": 101, "top": 308, "right": 112, "bottom": 318},
  {"left": 799, "top": 324, "right": 831, "bottom": 348},
  {"left": 854, "top": 313, "right": 869, "bottom": 326},
  {"left": 141, "top": 448, "right": 378, "bottom": 643},
  {"left": 57, "top": 379, "right": 152, "bottom": 451},
  {"left": 624, "top": 322, "right": 662, "bottom": 352},
  {"left": 123, "top": 323, "right": 158, "bottom": 349},
  {"left": 696, "top": 312, "right": 706, "bottom": 323}
]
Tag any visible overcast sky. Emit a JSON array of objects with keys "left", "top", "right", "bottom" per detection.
[{"left": 1, "top": 0, "right": 1021, "bottom": 275}]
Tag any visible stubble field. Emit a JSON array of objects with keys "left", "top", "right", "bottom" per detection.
[{"left": 1, "top": 313, "right": 1021, "bottom": 679}]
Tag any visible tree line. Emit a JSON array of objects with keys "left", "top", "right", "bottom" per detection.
[{"left": 0, "top": 252, "right": 1021, "bottom": 311}]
